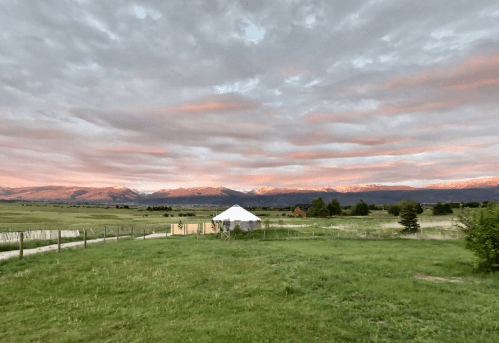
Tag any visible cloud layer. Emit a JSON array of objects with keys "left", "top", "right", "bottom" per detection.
[{"left": 1, "top": 0, "right": 499, "bottom": 191}]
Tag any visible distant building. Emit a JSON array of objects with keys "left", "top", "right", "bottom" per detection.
[
  {"left": 212, "top": 204, "right": 261, "bottom": 231},
  {"left": 293, "top": 204, "right": 312, "bottom": 217}
]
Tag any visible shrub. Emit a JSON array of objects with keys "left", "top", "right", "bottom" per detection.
[
  {"left": 350, "top": 200, "right": 370, "bottom": 216},
  {"left": 388, "top": 200, "right": 423, "bottom": 216},
  {"left": 457, "top": 204, "right": 499, "bottom": 272},
  {"left": 387, "top": 204, "right": 401, "bottom": 216},
  {"left": 432, "top": 201, "right": 453, "bottom": 215},
  {"left": 232, "top": 223, "right": 243, "bottom": 234}
]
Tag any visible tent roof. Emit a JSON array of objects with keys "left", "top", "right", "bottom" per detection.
[{"left": 213, "top": 205, "right": 261, "bottom": 221}]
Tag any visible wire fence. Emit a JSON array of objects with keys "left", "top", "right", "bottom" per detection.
[
  {"left": 217, "top": 226, "right": 464, "bottom": 242},
  {"left": 0, "top": 225, "right": 170, "bottom": 257}
]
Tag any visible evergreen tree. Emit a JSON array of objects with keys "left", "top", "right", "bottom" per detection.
[{"left": 399, "top": 203, "right": 420, "bottom": 233}]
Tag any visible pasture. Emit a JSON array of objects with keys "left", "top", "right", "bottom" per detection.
[
  {"left": 2, "top": 202, "right": 498, "bottom": 341},
  {"left": 1, "top": 234, "right": 499, "bottom": 342},
  {"left": 0, "top": 202, "right": 462, "bottom": 237}
]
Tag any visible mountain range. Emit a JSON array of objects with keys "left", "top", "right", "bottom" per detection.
[{"left": 1, "top": 177, "right": 499, "bottom": 206}]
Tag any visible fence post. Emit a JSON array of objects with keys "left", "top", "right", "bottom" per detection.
[
  {"left": 84, "top": 229, "right": 87, "bottom": 249},
  {"left": 117, "top": 226, "right": 120, "bottom": 242},
  {"left": 288, "top": 229, "right": 289, "bottom": 240},
  {"left": 143, "top": 229, "right": 146, "bottom": 240},
  {"left": 313, "top": 229, "right": 314, "bottom": 239},
  {"left": 131, "top": 227, "right": 134, "bottom": 238},
  {"left": 19, "top": 231, "right": 24, "bottom": 260},
  {"left": 58, "top": 229, "right": 61, "bottom": 253},
  {"left": 104, "top": 226, "right": 107, "bottom": 242}
]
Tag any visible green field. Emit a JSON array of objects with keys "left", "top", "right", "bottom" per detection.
[
  {"left": 0, "top": 202, "right": 461, "bottom": 235},
  {"left": 0, "top": 202, "right": 467, "bottom": 255},
  {"left": 0, "top": 202, "right": 215, "bottom": 232},
  {"left": 1, "top": 235, "right": 498, "bottom": 342}
]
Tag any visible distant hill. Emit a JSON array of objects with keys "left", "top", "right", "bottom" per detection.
[
  {"left": 0, "top": 186, "right": 138, "bottom": 203},
  {"left": 1, "top": 177, "right": 499, "bottom": 206}
]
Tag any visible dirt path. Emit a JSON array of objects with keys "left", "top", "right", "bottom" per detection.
[{"left": 0, "top": 233, "right": 169, "bottom": 261}]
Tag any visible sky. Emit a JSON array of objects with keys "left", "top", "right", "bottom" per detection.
[{"left": 1, "top": 0, "right": 499, "bottom": 192}]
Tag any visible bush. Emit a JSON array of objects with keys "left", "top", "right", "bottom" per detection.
[
  {"left": 387, "top": 204, "right": 400, "bottom": 216},
  {"left": 232, "top": 223, "right": 243, "bottom": 234},
  {"left": 432, "top": 201, "right": 453, "bottom": 215},
  {"left": 350, "top": 200, "right": 370, "bottom": 216},
  {"left": 388, "top": 200, "right": 423, "bottom": 217},
  {"left": 457, "top": 204, "right": 499, "bottom": 272}
]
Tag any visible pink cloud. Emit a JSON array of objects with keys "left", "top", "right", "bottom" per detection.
[
  {"left": 384, "top": 52, "right": 499, "bottom": 92},
  {"left": 150, "top": 97, "right": 261, "bottom": 115},
  {"left": 302, "top": 100, "right": 460, "bottom": 124},
  {"left": 97, "top": 147, "right": 170, "bottom": 157},
  {"left": 289, "top": 130, "right": 409, "bottom": 147},
  {"left": 378, "top": 100, "right": 459, "bottom": 115},
  {"left": 283, "top": 140, "right": 496, "bottom": 161}
]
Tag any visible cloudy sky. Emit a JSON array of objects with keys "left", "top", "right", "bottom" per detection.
[{"left": 1, "top": 0, "right": 499, "bottom": 192}]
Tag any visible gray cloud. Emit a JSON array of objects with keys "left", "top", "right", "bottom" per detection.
[{"left": 1, "top": 0, "right": 499, "bottom": 190}]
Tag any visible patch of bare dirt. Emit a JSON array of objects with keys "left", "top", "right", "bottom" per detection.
[
  {"left": 382, "top": 220, "right": 455, "bottom": 228},
  {"left": 413, "top": 273, "right": 463, "bottom": 283}
]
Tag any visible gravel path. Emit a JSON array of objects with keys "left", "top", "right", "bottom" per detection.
[{"left": 0, "top": 233, "right": 170, "bottom": 261}]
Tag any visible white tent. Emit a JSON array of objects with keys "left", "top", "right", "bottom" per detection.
[{"left": 212, "top": 204, "right": 261, "bottom": 231}]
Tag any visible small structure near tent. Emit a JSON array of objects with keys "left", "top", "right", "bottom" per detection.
[
  {"left": 212, "top": 204, "right": 261, "bottom": 231},
  {"left": 293, "top": 204, "right": 312, "bottom": 217}
]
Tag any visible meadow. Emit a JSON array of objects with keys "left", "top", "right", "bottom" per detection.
[
  {"left": 2, "top": 202, "right": 497, "bottom": 341},
  {"left": 0, "top": 202, "right": 461, "bottom": 236},
  {"left": 1, "top": 233, "right": 498, "bottom": 342}
]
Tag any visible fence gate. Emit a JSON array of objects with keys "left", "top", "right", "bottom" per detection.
[{"left": 221, "top": 231, "right": 230, "bottom": 242}]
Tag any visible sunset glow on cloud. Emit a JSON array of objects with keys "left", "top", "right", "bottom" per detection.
[{"left": 1, "top": 1, "right": 499, "bottom": 192}]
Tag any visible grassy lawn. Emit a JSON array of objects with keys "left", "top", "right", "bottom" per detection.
[{"left": 1, "top": 235, "right": 498, "bottom": 342}]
